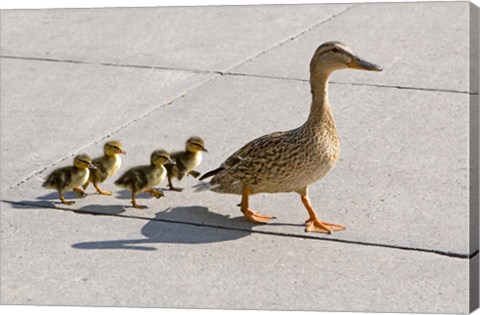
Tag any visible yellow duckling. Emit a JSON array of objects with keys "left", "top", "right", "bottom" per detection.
[
  {"left": 197, "top": 41, "right": 382, "bottom": 234},
  {"left": 114, "top": 149, "right": 173, "bottom": 209},
  {"left": 166, "top": 136, "right": 208, "bottom": 191},
  {"left": 83, "top": 140, "right": 126, "bottom": 195},
  {"left": 42, "top": 154, "right": 96, "bottom": 205}
]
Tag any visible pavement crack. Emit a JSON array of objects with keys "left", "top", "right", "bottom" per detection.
[
  {"left": 223, "top": 4, "right": 359, "bottom": 73},
  {"left": 0, "top": 55, "right": 213, "bottom": 75},
  {"left": 3, "top": 199, "right": 476, "bottom": 260},
  {"left": 2, "top": 54, "right": 475, "bottom": 95},
  {"left": 222, "top": 71, "right": 476, "bottom": 95}
]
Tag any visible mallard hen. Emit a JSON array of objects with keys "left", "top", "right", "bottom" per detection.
[{"left": 196, "top": 41, "right": 382, "bottom": 234}]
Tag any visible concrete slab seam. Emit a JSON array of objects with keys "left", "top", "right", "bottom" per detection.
[
  {"left": 223, "top": 4, "right": 359, "bottom": 73},
  {"left": 1, "top": 55, "right": 475, "bottom": 95},
  {"left": 2, "top": 199, "right": 477, "bottom": 260}
]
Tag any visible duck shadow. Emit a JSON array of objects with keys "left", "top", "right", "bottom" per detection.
[{"left": 72, "top": 206, "right": 254, "bottom": 251}]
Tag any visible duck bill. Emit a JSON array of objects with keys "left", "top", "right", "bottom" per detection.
[
  {"left": 201, "top": 147, "right": 208, "bottom": 153},
  {"left": 89, "top": 164, "right": 98, "bottom": 170},
  {"left": 120, "top": 150, "right": 127, "bottom": 155},
  {"left": 348, "top": 57, "right": 383, "bottom": 71}
]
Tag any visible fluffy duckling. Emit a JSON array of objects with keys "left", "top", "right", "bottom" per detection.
[
  {"left": 197, "top": 41, "right": 382, "bottom": 234},
  {"left": 42, "top": 154, "right": 96, "bottom": 205},
  {"left": 114, "top": 150, "right": 173, "bottom": 209},
  {"left": 83, "top": 140, "right": 126, "bottom": 195},
  {"left": 166, "top": 136, "right": 208, "bottom": 191}
]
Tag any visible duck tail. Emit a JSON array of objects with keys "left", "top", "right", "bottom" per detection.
[{"left": 199, "top": 167, "right": 223, "bottom": 181}]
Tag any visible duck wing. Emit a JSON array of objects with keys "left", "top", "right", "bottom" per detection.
[
  {"left": 42, "top": 166, "right": 74, "bottom": 190},
  {"left": 90, "top": 156, "right": 109, "bottom": 182},
  {"left": 200, "top": 131, "right": 286, "bottom": 183},
  {"left": 114, "top": 166, "right": 150, "bottom": 192}
]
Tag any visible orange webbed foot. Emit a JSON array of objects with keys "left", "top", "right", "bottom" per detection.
[
  {"left": 305, "top": 219, "right": 345, "bottom": 234},
  {"left": 241, "top": 208, "right": 276, "bottom": 224},
  {"left": 146, "top": 189, "right": 164, "bottom": 199}
]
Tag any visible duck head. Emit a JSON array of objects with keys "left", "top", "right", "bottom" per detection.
[{"left": 310, "top": 41, "right": 383, "bottom": 75}]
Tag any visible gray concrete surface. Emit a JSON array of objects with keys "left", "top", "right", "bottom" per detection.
[
  {"left": 0, "top": 202, "right": 469, "bottom": 313},
  {"left": 0, "top": 2, "right": 477, "bottom": 313}
]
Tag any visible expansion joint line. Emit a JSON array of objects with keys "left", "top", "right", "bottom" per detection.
[
  {"left": 2, "top": 199, "right": 478, "bottom": 260},
  {"left": 1, "top": 55, "right": 474, "bottom": 95}
]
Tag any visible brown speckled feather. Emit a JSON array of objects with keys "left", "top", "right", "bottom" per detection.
[
  {"left": 206, "top": 115, "right": 339, "bottom": 195},
  {"left": 166, "top": 151, "right": 195, "bottom": 180},
  {"left": 43, "top": 166, "right": 75, "bottom": 190}
]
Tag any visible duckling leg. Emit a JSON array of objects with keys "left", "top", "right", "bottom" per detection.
[
  {"left": 188, "top": 170, "right": 201, "bottom": 178},
  {"left": 131, "top": 192, "right": 146, "bottom": 209},
  {"left": 299, "top": 189, "right": 345, "bottom": 234},
  {"left": 73, "top": 188, "right": 86, "bottom": 197},
  {"left": 93, "top": 182, "right": 112, "bottom": 195},
  {"left": 168, "top": 176, "right": 183, "bottom": 192},
  {"left": 145, "top": 189, "right": 164, "bottom": 199},
  {"left": 58, "top": 190, "right": 74, "bottom": 205},
  {"left": 240, "top": 187, "right": 276, "bottom": 224}
]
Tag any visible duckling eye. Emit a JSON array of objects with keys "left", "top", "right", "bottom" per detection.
[{"left": 331, "top": 48, "right": 340, "bottom": 54}]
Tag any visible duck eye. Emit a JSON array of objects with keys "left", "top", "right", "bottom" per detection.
[{"left": 331, "top": 48, "right": 340, "bottom": 54}]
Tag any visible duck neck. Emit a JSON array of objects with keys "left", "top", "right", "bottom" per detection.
[{"left": 306, "top": 70, "right": 335, "bottom": 127}]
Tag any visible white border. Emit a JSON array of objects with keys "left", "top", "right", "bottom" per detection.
[
  {"left": 0, "top": 0, "right": 479, "bottom": 9},
  {"left": 0, "top": 1, "right": 478, "bottom": 315}
]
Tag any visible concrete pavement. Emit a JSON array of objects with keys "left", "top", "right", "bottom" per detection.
[{"left": 1, "top": 2, "right": 478, "bottom": 313}]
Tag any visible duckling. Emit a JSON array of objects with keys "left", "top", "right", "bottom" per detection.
[
  {"left": 42, "top": 154, "right": 97, "bottom": 205},
  {"left": 196, "top": 41, "right": 382, "bottom": 234},
  {"left": 82, "top": 140, "right": 126, "bottom": 195},
  {"left": 114, "top": 150, "right": 173, "bottom": 209},
  {"left": 166, "top": 136, "right": 208, "bottom": 191}
]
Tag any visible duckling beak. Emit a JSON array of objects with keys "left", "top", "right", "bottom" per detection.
[
  {"left": 201, "top": 147, "right": 208, "bottom": 153},
  {"left": 89, "top": 163, "right": 98, "bottom": 170},
  {"left": 348, "top": 56, "right": 383, "bottom": 71},
  {"left": 167, "top": 158, "right": 175, "bottom": 165},
  {"left": 120, "top": 150, "right": 127, "bottom": 155}
]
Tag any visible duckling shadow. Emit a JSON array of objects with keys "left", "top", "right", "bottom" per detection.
[
  {"left": 10, "top": 199, "right": 58, "bottom": 209},
  {"left": 37, "top": 191, "right": 85, "bottom": 201},
  {"left": 72, "top": 206, "right": 253, "bottom": 251},
  {"left": 11, "top": 198, "right": 126, "bottom": 215},
  {"left": 76, "top": 204, "right": 126, "bottom": 215}
]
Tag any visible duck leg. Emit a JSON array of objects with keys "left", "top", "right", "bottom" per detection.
[
  {"left": 240, "top": 186, "right": 276, "bottom": 224},
  {"left": 93, "top": 182, "right": 112, "bottom": 195},
  {"left": 58, "top": 190, "right": 74, "bottom": 205},
  {"left": 188, "top": 170, "right": 201, "bottom": 178},
  {"left": 299, "top": 190, "right": 345, "bottom": 234},
  {"left": 131, "top": 192, "right": 146, "bottom": 209}
]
